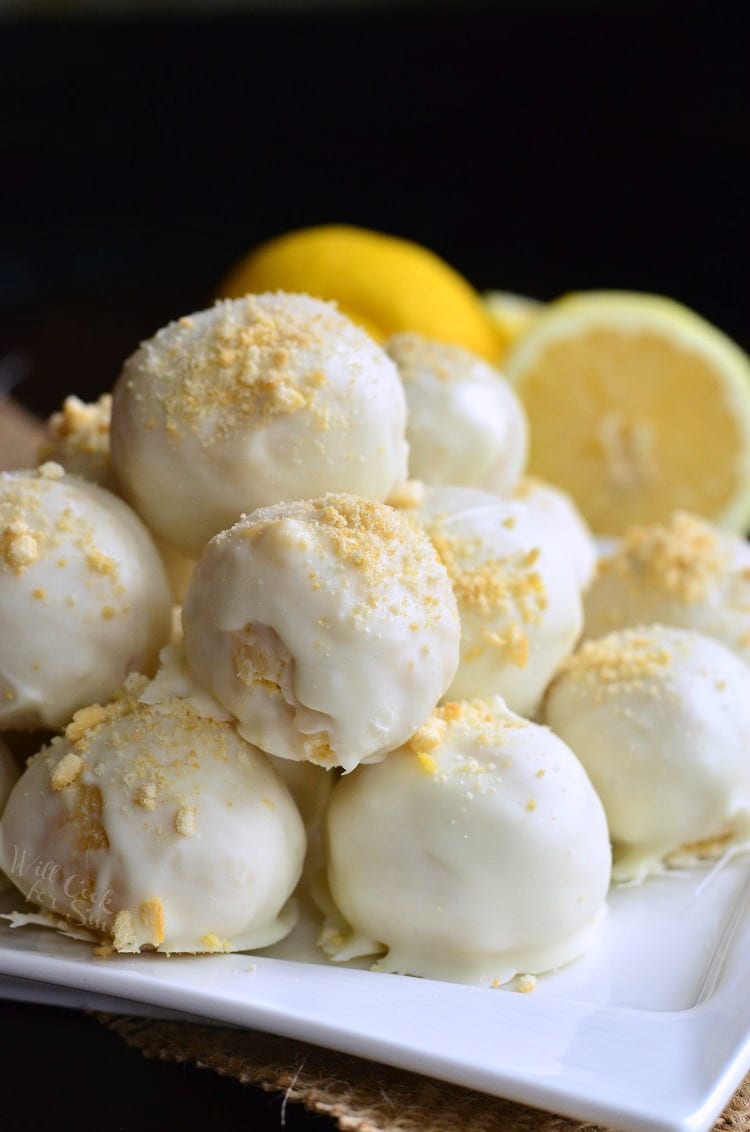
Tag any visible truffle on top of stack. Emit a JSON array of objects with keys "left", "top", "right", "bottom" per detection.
[{"left": 111, "top": 293, "right": 410, "bottom": 557}]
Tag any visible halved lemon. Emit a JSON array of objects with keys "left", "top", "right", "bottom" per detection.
[
  {"left": 503, "top": 291, "right": 750, "bottom": 535},
  {"left": 217, "top": 225, "right": 500, "bottom": 361},
  {"left": 483, "top": 290, "right": 542, "bottom": 360}
]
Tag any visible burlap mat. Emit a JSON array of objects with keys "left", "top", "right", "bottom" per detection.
[
  {"left": 2, "top": 396, "right": 749, "bottom": 1131},
  {"left": 96, "top": 1014, "right": 750, "bottom": 1132}
]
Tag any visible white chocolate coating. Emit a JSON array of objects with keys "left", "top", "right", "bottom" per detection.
[
  {"left": 40, "top": 395, "right": 195, "bottom": 604},
  {"left": 142, "top": 636, "right": 334, "bottom": 832},
  {"left": 413, "top": 486, "right": 582, "bottom": 718},
  {"left": 111, "top": 294, "right": 409, "bottom": 557},
  {"left": 322, "top": 696, "right": 611, "bottom": 985},
  {"left": 511, "top": 477, "right": 597, "bottom": 591},
  {"left": 182, "top": 494, "right": 460, "bottom": 772},
  {"left": 583, "top": 512, "right": 750, "bottom": 662},
  {"left": 386, "top": 332, "right": 527, "bottom": 494},
  {"left": 0, "top": 466, "right": 172, "bottom": 731},
  {"left": 544, "top": 626, "right": 750, "bottom": 881},
  {"left": 0, "top": 685, "right": 306, "bottom": 952}
]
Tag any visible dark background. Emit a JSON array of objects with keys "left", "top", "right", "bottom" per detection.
[{"left": 1, "top": 1, "right": 748, "bottom": 1128}]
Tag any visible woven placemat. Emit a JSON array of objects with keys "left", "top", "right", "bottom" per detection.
[{"left": 98, "top": 1014, "right": 750, "bottom": 1132}]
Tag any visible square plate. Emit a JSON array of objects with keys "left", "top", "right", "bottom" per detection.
[{"left": 2, "top": 854, "right": 750, "bottom": 1132}]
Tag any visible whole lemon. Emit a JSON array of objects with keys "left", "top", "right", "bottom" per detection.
[{"left": 218, "top": 225, "right": 500, "bottom": 361}]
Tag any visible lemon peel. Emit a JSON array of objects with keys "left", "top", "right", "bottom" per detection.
[
  {"left": 217, "top": 225, "right": 500, "bottom": 361},
  {"left": 484, "top": 290, "right": 542, "bottom": 360}
]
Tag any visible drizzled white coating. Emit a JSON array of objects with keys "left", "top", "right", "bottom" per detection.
[
  {"left": 413, "top": 486, "right": 582, "bottom": 718},
  {"left": 545, "top": 626, "right": 750, "bottom": 881},
  {"left": 0, "top": 688, "right": 306, "bottom": 953},
  {"left": 386, "top": 332, "right": 527, "bottom": 494},
  {"left": 511, "top": 477, "right": 597, "bottom": 591},
  {"left": 142, "top": 635, "right": 335, "bottom": 832},
  {"left": 0, "top": 466, "right": 171, "bottom": 730},
  {"left": 583, "top": 511, "right": 750, "bottom": 661},
  {"left": 111, "top": 293, "right": 409, "bottom": 557},
  {"left": 181, "top": 494, "right": 460, "bottom": 772},
  {"left": 322, "top": 696, "right": 611, "bottom": 985}
]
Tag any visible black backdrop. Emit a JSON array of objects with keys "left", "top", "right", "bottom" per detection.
[{"left": 1, "top": 0, "right": 749, "bottom": 417}]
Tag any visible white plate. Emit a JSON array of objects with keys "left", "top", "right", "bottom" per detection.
[{"left": 2, "top": 855, "right": 750, "bottom": 1132}]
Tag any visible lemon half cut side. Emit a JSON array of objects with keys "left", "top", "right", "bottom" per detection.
[
  {"left": 503, "top": 291, "right": 750, "bottom": 536},
  {"left": 218, "top": 225, "right": 501, "bottom": 362}
]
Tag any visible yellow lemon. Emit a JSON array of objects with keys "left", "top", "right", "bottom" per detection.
[
  {"left": 483, "top": 290, "right": 542, "bottom": 360},
  {"left": 503, "top": 291, "right": 750, "bottom": 535},
  {"left": 217, "top": 225, "right": 500, "bottom": 361}
]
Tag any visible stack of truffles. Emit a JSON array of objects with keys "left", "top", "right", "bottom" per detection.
[{"left": 1, "top": 292, "right": 749, "bottom": 985}]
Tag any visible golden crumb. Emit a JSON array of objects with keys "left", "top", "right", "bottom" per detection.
[
  {"left": 517, "top": 974, "right": 537, "bottom": 993},
  {"left": 417, "top": 752, "right": 439, "bottom": 775},
  {"left": 65, "top": 703, "right": 109, "bottom": 744},
  {"left": 112, "top": 910, "right": 136, "bottom": 952},
  {"left": 386, "top": 479, "right": 425, "bottom": 510},
  {"left": 1, "top": 521, "right": 39, "bottom": 573},
  {"left": 37, "top": 461, "right": 65, "bottom": 480},
  {"left": 556, "top": 631, "right": 672, "bottom": 693},
  {"left": 408, "top": 716, "right": 448, "bottom": 754},
  {"left": 72, "top": 783, "right": 109, "bottom": 852},
  {"left": 134, "top": 782, "right": 158, "bottom": 811},
  {"left": 50, "top": 752, "right": 83, "bottom": 791},
  {"left": 175, "top": 805, "right": 196, "bottom": 837},
  {"left": 201, "top": 933, "right": 232, "bottom": 953},
  {"left": 139, "top": 897, "right": 165, "bottom": 946},
  {"left": 482, "top": 623, "right": 529, "bottom": 667},
  {"left": 429, "top": 526, "right": 547, "bottom": 625},
  {"left": 605, "top": 511, "right": 727, "bottom": 603}
]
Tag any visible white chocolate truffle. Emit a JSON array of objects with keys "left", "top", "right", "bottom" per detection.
[
  {"left": 414, "top": 486, "right": 582, "bottom": 718},
  {"left": 0, "top": 685, "right": 306, "bottom": 953},
  {"left": 511, "top": 477, "right": 597, "bottom": 590},
  {"left": 322, "top": 696, "right": 611, "bottom": 985},
  {"left": 0, "top": 465, "right": 171, "bottom": 731},
  {"left": 111, "top": 294, "right": 409, "bottom": 557},
  {"left": 544, "top": 626, "right": 750, "bottom": 881},
  {"left": 583, "top": 512, "right": 750, "bottom": 662},
  {"left": 182, "top": 494, "right": 460, "bottom": 772},
  {"left": 386, "top": 331, "right": 527, "bottom": 494}
]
